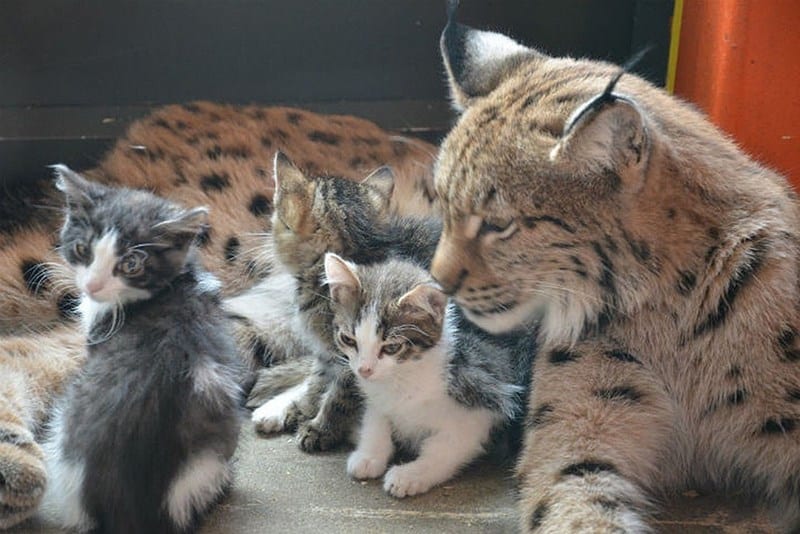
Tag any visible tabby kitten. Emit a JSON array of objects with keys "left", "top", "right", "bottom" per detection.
[
  {"left": 41, "top": 166, "right": 244, "bottom": 534},
  {"left": 324, "top": 253, "right": 521, "bottom": 497},
  {"left": 251, "top": 153, "right": 442, "bottom": 452}
]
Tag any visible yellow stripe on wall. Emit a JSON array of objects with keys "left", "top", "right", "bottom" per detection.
[{"left": 666, "top": 0, "right": 684, "bottom": 93}]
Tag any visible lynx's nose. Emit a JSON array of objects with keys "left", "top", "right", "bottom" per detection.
[{"left": 431, "top": 232, "right": 472, "bottom": 295}]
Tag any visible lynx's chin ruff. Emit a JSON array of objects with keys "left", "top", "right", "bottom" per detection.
[{"left": 433, "top": 6, "right": 800, "bottom": 532}]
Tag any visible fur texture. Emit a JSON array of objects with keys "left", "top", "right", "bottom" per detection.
[
  {"left": 41, "top": 171, "right": 244, "bottom": 533},
  {"left": 250, "top": 154, "right": 443, "bottom": 452},
  {"left": 325, "top": 253, "right": 522, "bottom": 497},
  {"left": 0, "top": 102, "right": 437, "bottom": 528},
  {"left": 433, "top": 12, "right": 800, "bottom": 533}
]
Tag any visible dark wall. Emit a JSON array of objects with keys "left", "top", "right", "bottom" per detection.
[{"left": 0, "top": 0, "right": 673, "bottom": 185}]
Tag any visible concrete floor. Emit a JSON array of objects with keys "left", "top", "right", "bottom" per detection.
[{"left": 13, "top": 428, "right": 772, "bottom": 533}]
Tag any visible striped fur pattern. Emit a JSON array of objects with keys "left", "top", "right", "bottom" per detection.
[
  {"left": 432, "top": 12, "right": 800, "bottom": 533},
  {"left": 250, "top": 154, "right": 443, "bottom": 452},
  {"left": 0, "top": 103, "right": 438, "bottom": 528}
]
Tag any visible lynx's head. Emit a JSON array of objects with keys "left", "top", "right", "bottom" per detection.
[{"left": 430, "top": 12, "right": 757, "bottom": 344}]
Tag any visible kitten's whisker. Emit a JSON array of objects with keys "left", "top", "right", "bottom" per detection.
[
  {"left": 389, "top": 323, "right": 431, "bottom": 340},
  {"left": 241, "top": 232, "right": 273, "bottom": 239},
  {"left": 130, "top": 242, "right": 171, "bottom": 250},
  {"left": 29, "top": 203, "right": 66, "bottom": 213}
]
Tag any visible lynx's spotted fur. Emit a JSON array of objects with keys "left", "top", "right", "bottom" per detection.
[
  {"left": 0, "top": 102, "right": 437, "bottom": 528},
  {"left": 433, "top": 11, "right": 800, "bottom": 533}
]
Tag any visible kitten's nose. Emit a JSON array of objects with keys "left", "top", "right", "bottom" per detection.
[
  {"left": 358, "top": 366, "right": 373, "bottom": 378},
  {"left": 85, "top": 279, "right": 105, "bottom": 295}
]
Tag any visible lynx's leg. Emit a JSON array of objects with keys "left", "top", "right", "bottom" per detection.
[
  {"left": 0, "top": 376, "right": 47, "bottom": 529},
  {"left": 517, "top": 343, "right": 675, "bottom": 533},
  {"left": 691, "top": 359, "right": 800, "bottom": 533},
  {"left": 296, "top": 368, "right": 362, "bottom": 453},
  {"left": 0, "top": 326, "right": 84, "bottom": 529}
]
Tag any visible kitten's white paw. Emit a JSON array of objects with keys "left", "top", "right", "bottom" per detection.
[
  {"left": 383, "top": 464, "right": 435, "bottom": 498},
  {"left": 346, "top": 451, "right": 387, "bottom": 480},
  {"left": 251, "top": 399, "right": 288, "bottom": 434},
  {"left": 251, "top": 381, "right": 309, "bottom": 435}
]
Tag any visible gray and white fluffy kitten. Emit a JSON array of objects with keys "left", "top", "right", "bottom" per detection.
[
  {"left": 41, "top": 165, "right": 244, "bottom": 534},
  {"left": 324, "top": 252, "right": 523, "bottom": 497}
]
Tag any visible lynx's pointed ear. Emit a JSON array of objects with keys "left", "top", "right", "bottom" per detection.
[
  {"left": 398, "top": 283, "right": 448, "bottom": 323},
  {"left": 51, "top": 164, "right": 103, "bottom": 208},
  {"left": 273, "top": 151, "right": 316, "bottom": 235},
  {"left": 324, "top": 253, "right": 361, "bottom": 305},
  {"left": 441, "top": 0, "right": 536, "bottom": 111},
  {"left": 550, "top": 85, "right": 651, "bottom": 186},
  {"left": 362, "top": 166, "right": 395, "bottom": 208}
]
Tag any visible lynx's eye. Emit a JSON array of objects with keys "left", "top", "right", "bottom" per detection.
[
  {"left": 118, "top": 251, "right": 147, "bottom": 277},
  {"left": 381, "top": 342, "right": 404, "bottom": 356},
  {"left": 479, "top": 219, "right": 519, "bottom": 240},
  {"left": 338, "top": 331, "right": 357, "bottom": 348},
  {"left": 73, "top": 241, "right": 88, "bottom": 260}
]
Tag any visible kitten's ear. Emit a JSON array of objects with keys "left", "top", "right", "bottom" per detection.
[
  {"left": 441, "top": 0, "right": 538, "bottom": 111},
  {"left": 550, "top": 85, "right": 650, "bottom": 187},
  {"left": 362, "top": 166, "right": 395, "bottom": 209},
  {"left": 51, "top": 164, "right": 102, "bottom": 208},
  {"left": 273, "top": 151, "right": 316, "bottom": 235},
  {"left": 398, "top": 283, "right": 447, "bottom": 323},
  {"left": 324, "top": 253, "right": 361, "bottom": 305},
  {"left": 154, "top": 206, "right": 209, "bottom": 245}
]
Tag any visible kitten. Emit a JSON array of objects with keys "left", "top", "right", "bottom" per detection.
[
  {"left": 41, "top": 165, "right": 244, "bottom": 534},
  {"left": 250, "top": 153, "right": 442, "bottom": 452},
  {"left": 324, "top": 253, "right": 523, "bottom": 497}
]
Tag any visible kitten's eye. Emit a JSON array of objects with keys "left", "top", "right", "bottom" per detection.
[
  {"left": 73, "top": 242, "right": 88, "bottom": 259},
  {"left": 338, "top": 332, "right": 357, "bottom": 348},
  {"left": 118, "top": 251, "right": 146, "bottom": 277},
  {"left": 479, "top": 219, "right": 518, "bottom": 240},
  {"left": 381, "top": 342, "right": 404, "bottom": 356}
]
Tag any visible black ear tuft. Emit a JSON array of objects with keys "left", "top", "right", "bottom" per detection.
[
  {"left": 551, "top": 94, "right": 650, "bottom": 186},
  {"left": 445, "top": 0, "right": 459, "bottom": 21},
  {"left": 563, "top": 46, "right": 653, "bottom": 137},
  {"left": 440, "top": 5, "right": 537, "bottom": 111},
  {"left": 441, "top": 1, "right": 468, "bottom": 99}
]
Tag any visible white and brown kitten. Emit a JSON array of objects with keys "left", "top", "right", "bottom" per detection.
[
  {"left": 41, "top": 166, "right": 244, "bottom": 534},
  {"left": 324, "top": 252, "right": 522, "bottom": 498}
]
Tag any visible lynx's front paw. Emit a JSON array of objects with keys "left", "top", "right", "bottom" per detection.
[
  {"left": 0, "top": 425, "right": 47, "bottom": 529},
  {"left": 347, "top": 451, "right": 387, "bottom": 480},
  {"left": 383, "top": 464, "right": 434, "bottom": 498}
]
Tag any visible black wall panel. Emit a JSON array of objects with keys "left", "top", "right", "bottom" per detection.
[{"left": 0, "top": 0, "right": 673, "bottom": 185}]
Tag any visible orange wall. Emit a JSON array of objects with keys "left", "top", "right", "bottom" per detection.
[{"left": 674, "top": 0, "right": 800, "bottom": 186}]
